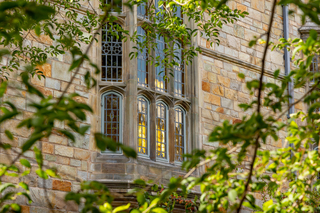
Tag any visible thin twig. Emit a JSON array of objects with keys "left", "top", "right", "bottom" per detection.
[
  {"left": 57, "top": 12, "right": 109, "bottom": 104},
  {"left": 236, "top": 0, "right": 277, "bottom": 212}
]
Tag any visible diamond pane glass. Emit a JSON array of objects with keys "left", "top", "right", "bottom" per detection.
[
  {"left": 103, "top": 93, "right": 121, "bottom": 151},
  {"left": 137, "top": 27, "right": 148, "bottom": 87},
  {"left": 155, "top": 35, "right": 166, "bottom": 92},
  {"left": 102, "top": 23, "right": 123, "bottom": 82},
  {"left": 174, "top": 107, "right": 185, "bottom": 162},
  {"left": 137, "top": 97, "right": 149, "bottom": 155},
  {"left": 156, "top": 102, "right": 167, "bottom": 159}
]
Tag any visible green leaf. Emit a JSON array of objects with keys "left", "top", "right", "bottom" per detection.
[
  {"left": 19, "top": 182, "right": 29, "bottom": 191},
  {"left": 58, "top": 130, "right": 75, "bottom": 142},
  {"left": 36, "top": 169, "right": 48, "bottom": 179},
  {"left": 4, "top": 130, "right": 13, "bottom": 140},
  {"left": 20, "top": 159, "right": 31, "bottom": 168},
  {"left": 112, "top": 203, "right": 130, "bottom": 213},
  {"left": 228, "top": 189, "right": 237, "bottom": 202},
  {"left": 94, "top": 133, "right": 117, "bottom": 151},
  {"left": 21, "top": 133, "right": 43, "bottom": 152},
  {"left": 0, "top": 81, "right": 7, "bottom": 98},
  {"left": 10, "top": 203, "right": 20, "bottom": 211},
  {"left": 263, "top": 199, "right": 273, "bottom": 211},
  {"left": 0, "top": 183, "right": 15, "bottom": 193},
  {"left": 238, "top": 73, "right": 245, "bottom": 79},
  {"left": 152, "top": 208, "right": 168, "bottom": 213},
  {"left": 120, "top": 144, "right": 137, "bottom": 158},
  {"left": 46, "top": 169, "right": 58, "bottom": 178},
  {"left": 274, "top": 69, "right": 280, "bottom": 78}
]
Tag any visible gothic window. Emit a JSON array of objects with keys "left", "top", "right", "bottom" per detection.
[
  {"left": 174, "top": 107, "right": 185, "bottom": 162},
  {"left": 137, "top": 27, "right": 148, "bottom": 87},
  {"left": 174, "top": 42, "right": 185, "bottom": 97},
  {"left": 156, "top": 102, "right": 168, "bottom": 160},
  {"left": 102, "top": 91, "right": 122, "bottom": 152},
  {"left": 155, "top": 35, "right": 166, "bottom": 92},
  {"left": 137, "top": 96, "right": 149, "bottom": 156},
  {"left": 102, "top": 23, "right": 123, "bottom": 82}
]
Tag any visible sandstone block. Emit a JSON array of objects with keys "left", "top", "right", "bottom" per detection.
[
  {"left": 36, "top": 63, "right": 51, "bottom": 77},
  {"left": 202, "top": 81, "right": 210, "bottom": 92},
  {"left": 102, "top": 163, "right": 125, "bottom": 173},
  {"left": 203, "top": 93, "right": 221, "bottom": 106},
  {"left": 252, "top": 0, "right": 265, "bottom": 12},
  {"left": 208, "top": 72, "right": 217, "bottom": 83},
  {"left": 52, "top": 61, "right": 71, "bottom": 82},
  {"left": 70, "top": 159, "right": 81, "bottom": 167},
  {"left": 221, "top": 97, "right": 234, "bottom": 109},
  {"left": 42, "top": 142, "right": 54, "bottom": 154},
  {"left": 202, "top": 109, "right": 212, "bottom": 119},
  {"left": 217, "top": 75, "right": 230, "bottom": 87},
  {"left": 45, "top": 78, "right": 60, "bottom": 90},
  {"left": 212, "top": 85, "right": 224, "bottom": 96},
  {"left": 58, "top": 165, "right": 77, "bottom": 180},
  {"left": 55, "top": 145, "right": 74, "bottom": 157},
  {"left": 74, "top": 149, "right": 90, "bottom": 160},
  {"left": 52, "top": 180, "right": 71, "bottom": 192}
]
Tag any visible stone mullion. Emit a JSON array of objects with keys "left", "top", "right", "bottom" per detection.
[
  {"left": 149, "top": 98, "right": 156, "bottom": 161},
  {"left": 168, "top": 106, "right": 175, "bottom": 164},
  {"left": 123, "top": 3, "right": 138, "bottom": 150}
]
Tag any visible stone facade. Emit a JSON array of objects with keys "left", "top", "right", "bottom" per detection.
[{"left": 0, "top": 0, "right": 311, "bottom": 212}]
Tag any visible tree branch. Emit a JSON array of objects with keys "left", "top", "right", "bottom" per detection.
[{"left": 236, "top": 0, "right": 277, "bottom": 212}]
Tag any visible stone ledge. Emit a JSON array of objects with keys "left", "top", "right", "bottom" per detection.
[{"left": 199, "top": 46, "right": 285, "bottom": 80}]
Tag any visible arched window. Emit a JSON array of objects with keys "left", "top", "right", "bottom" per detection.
[
  {"left": 137, "top": 96, "right": 149, "bottom": 156},
  {"left": 156, "top": 102, "right": 168, "bottom": 160},
  {"left": 102, "top": 23, "right": 123, "bottom": 82},
  {"left": 137, "top": 27, "right": 148, "bottom": 87},
  {"left": 155, "top": 35, "right": 166, "bottom": 92},
  {"left": 101, "top": 91, "right": 122, "bottom": 152},
  {"left": 174, "top": 106, "right": 185, "bottom": 162}
]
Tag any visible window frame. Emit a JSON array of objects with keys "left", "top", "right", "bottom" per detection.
[
  {"left": 155, "top": 100, "right": 169, "bottom": 162},
  {"left": 137, "top": 26, "right": 149, "bottom": 87},
  {"left": 101, "top": 23, "right": 124, "bottom": 82},
  {"left": 101, "top": 91, "right": 123, "bottom": 154},
  {"left": 137, "top": 95, "right": 150, "bottom": 158},
  {"left": 174, "top": 106, "right": 186, "bottom": 164}
]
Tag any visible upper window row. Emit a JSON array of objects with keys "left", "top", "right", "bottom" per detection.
[
  {"left": 101, "top": 13, "right": 185, "bottom": 97},
  {"left": 102, "top": 91, "right": 186, "bottom": 163}
]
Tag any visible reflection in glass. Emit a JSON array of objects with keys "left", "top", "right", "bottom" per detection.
[
  {"left": 103, "top": 92, "right": 121, "bottom": 151},
  {"left": 155, "top": 35, "right": 166, "bottom": 92},
  {"left": 174, "top": 42, "right": 185, "bottom": 97},
  {"left": 138, "top": 97, "right": 149, "bottom": 155},
  {"left": 174, "top": 107, "right": 185, "bottom": 162},
  {"left": 137, "top": 27, "right": 148, "bottom": 87},
  {"left": 156, "top": 102, "right": 167, "bottom": 159}
]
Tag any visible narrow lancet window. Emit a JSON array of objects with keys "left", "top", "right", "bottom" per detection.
[
  {"left": 156, "top": 102, "right": 168, "bottom": 160},
  {"left": 174, "top": 42, "right": 185, "bottom": 97},
  {"left": 137, "top": 27, "right": 148, "bottom": 87},
  {"left": 155, "top": 35, "right": 166, "bottom": 92},
  {"left": 102, "top": 92, "right": 122, "bottom": 151},
  {"left": 174, "top": 107, "right": 185, "bottom": 162},
  {"left": 102, "top": 23, "right": 123, "bottom": 82},
  {"left": 137, "top": 97, "right": 149, "bottom": 156}
]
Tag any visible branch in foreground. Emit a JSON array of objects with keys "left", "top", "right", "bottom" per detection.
[{"left": 236, "top": 0, "right": 277, "bottom": 212}]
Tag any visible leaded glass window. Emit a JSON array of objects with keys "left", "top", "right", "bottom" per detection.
[
  {"left": 102, "top": 23, "right": 123, "bottom": 82},
  {"left": 106, "top": 0, "right": 122, "bottom": 11},
  {"left": 156, "top": 102, "right": 168, "bottom": 160},
  {"left": 174, "top": 107, "right": 185, "bottom": 162},
  {"left": 137, "top": 27, "right": 148, "bottom": 87},
  {"left": 174, "top": 42, "right": 185, "bottom": 97},
  {"left": 311, "top": 55, "right": 320, "bottom": 82},
  {"left": 102, "top": 92, "right": 122, "bottom": 152},
  {"left": 155, "top": 35, "right": 166, "bottom": 92},
  {"left": 138, "top": 97, "right": 149, "bottom": 155},
  {"left": 137, "top": 0, "right": 147, "bottom": 17}
]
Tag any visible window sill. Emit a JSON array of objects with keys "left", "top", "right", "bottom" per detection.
[{"left": 99, "top": 81, "right": 126, "bottom": 87}]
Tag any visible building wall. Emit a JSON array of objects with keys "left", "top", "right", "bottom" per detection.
[{"left": 0, "top": 0, "right": 310, "bottom": 212}]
